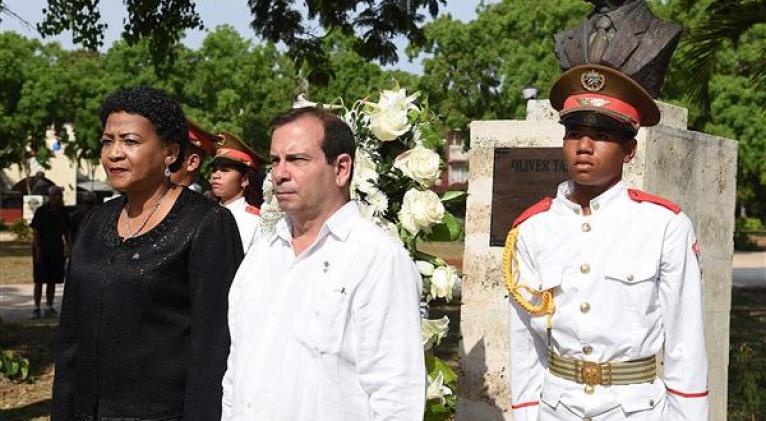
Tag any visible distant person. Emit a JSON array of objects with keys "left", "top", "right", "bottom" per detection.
[
  {"left": 30, "top": 185, "right": 71, "bottom": 319},
  {"left": 170, "top": 119, "right": 217, "bottom": 192},
  {"left": 52, "top": 86, "right": 244, "bottom": 421},
  {"left": 69, "top": 191, "right": 97, "bottom": 241},
  {"left": 31, "top": 171, "right": 52, "bottom": 195},
  {"left": 210, "top": 132, "right": 264, "bottom": 252},
  {"left": 221, "top": 108, "right": 425, "bottom": 420}
]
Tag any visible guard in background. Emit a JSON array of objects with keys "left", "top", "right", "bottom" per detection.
[
  {"left": 506, "top": 64, "right": 708, "bottom": 420},
  {"left": 171, "top": 119, "right": 217, "bottom": 192},
  {"left": 210, "top": 132, "right": 264, "bottom": 252}
]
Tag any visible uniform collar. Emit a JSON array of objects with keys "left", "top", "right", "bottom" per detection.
[
  {"left": 556, "top": 180, "right": 626, "bottom": 215},
  {"left": 223, "top": 196, "right": 246, "bottom": 211},
  {"left": 273, "top": 201, "right": 359, "bottom": 245}
]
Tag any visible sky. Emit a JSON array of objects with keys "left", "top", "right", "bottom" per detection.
[{"left": 0, "top": 0, "right": 492, "bottom": 74}]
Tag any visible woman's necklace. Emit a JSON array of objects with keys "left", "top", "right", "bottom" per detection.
[{"left": 124, "top": 185, "right": 170, "bottom": 239}]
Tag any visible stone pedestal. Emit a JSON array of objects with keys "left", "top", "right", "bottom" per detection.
[{"left": 458, "top": 100, "right": 737, "bottom": 420}]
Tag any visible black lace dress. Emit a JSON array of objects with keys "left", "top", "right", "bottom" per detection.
[{"left": 52, "top": 189, "right": 244, "bottom": 421}]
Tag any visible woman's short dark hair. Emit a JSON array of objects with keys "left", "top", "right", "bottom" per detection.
[
  {"left": 270, "top": 107, "right": 355, "bottom": 165},
  {"left": 100, "top": 86, "right": 188, "bottom": 172}
]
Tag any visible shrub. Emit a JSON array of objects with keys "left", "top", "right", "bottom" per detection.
[
  {"left": 0, "top": 349, "right": 30, "bottom": 382},
  {"left": 8, "top": 219, "right": 31, "bottom": 241}
]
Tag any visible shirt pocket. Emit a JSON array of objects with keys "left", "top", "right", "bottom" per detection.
[
  {"left": 529, "top": 266, "right": 564, "bottom": 336},
  {"left": 603, "top": 256, "right": 660, "bottom": 322},
  {"left": 307, "top": 276, "right": 349, "bottom": 355},
  {"left": 615, "top": 379, "right": 666, "bottom": 414}
]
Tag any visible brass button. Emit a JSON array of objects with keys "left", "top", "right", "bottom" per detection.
[
  {"left": 583, "top": 418, "right": 593, "bottom": 421},
  {"left": 574, "top": 207, "right": 581, "bottom": 215},
  {"left": 584, "top": 384, "right": 595, "bottom": 394},
  {"left": 583, "top": 345, "right": 593, "bottom": 355},
  {"left": 580, "top": 302, "right": 591, "bottom": 313},
  {"left": 582, "top": 222, "right": 591, "bottom": 232},
  {"left": 580, "top": 263, "right": 590, "bottom": 274},
  {"left": 627, "top": 274, "right": 634, "bottom": 281},
  {"left": 592, "top": 203, "right": 600, "bottom": 211}
]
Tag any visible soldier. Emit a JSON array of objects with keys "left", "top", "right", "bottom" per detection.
[
  {"left": 210, "top": 132, "right": 263, "bottom": 252},
  {"left": 171, "top": 119, "right": 218, "bottom": 192},
  {"left": 506, "top": 64, "right": 708, "bottom": 420}
]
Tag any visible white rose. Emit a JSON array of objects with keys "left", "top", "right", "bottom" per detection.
[
  {"left": 394, "top": 146, "right": 441, "bottom": 187},
  {"left": 430, "top": 265, "right": 459, "bottom": 301},
  {"left": 421, "top": 316, "right": 449, "bottom": 350},
  {"left": 416, "top": 260, "right": 435, "bottom": 276},
  {"left": 353, "top": 149, "right": 379, "bottom": 190},
  {"left": 426, "top": 371, "right": 452, "bottom": 405},
  {"left": 368, "top": 89, "right": 419, "bottom": 141},
  {"left": 398, "top": 189, "right": 445, "bottom": 235},
  {"left": 262, "top": 172, "right": 274, "bottom": 196}
]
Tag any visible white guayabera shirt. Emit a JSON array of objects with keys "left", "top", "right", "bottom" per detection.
[
  {"left": 222, "top": 202, "right": 426, "bottom": 420},
  {"left": 510, "top": 181, "right": 709, "bottom": 421},
  {"left": 223, "top": 197, "right": 260, "bottom": 253}
]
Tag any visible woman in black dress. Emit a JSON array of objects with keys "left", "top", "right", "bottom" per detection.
[{"left": 52, "top": 86, "right": 244, "bottom": 421}]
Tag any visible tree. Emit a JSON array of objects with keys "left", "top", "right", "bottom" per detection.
[
  {"left": 410, "top": 0, "right": 587, "bottom": 130},
  {"left": 34, "top": 0, "right": 445, "bottom": 83}
]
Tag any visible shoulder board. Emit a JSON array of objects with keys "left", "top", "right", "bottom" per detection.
[
  {"left": 245, "top": 205, "right": 260, "bottom": 216},
  {"left": 512, "top": 197, "right": 553, "bottom": 228},
  {"left": 627, "top": 189, "right": 681, "bottom": 214}
]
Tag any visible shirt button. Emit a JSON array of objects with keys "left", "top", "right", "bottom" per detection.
[
  {"left": 649, "top": 399, "right": 655, "bottom": 407},
  {"left": 584, "top": 385, "right": 595, "bottom": 395},
  {"left": 592, "top": 203, "right": 600, "bottom": 211},
  {"left": 580, "top": 263, "right": 590, "bottom": 274},
  {"left": 581, "top": 222, "right": 591, "bottom": 232},
  {"left": 627, "top": 274, "right": 635, "bottom": 281},
  {"left": 583, "top": 417, "right": 593, "bottom": 421},
  {"left": 583, "top": 345, "right": 593, "bottom": 355},
  {"left": 580, "top": 302, "right": 591, "bottom": 313}
]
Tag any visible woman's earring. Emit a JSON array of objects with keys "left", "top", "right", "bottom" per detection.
[{"left": 164, "top": 166, "right": 172, "bottom": 177}]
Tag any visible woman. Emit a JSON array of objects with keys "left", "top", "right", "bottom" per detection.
[
  {"left": 52, "top": 86, "right": 244, "bottom": 421},
  {"left": 210, "top": 132, "right": 264, "bottom": 252}
]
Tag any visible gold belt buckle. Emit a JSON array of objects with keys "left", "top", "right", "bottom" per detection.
[{"left": 575, "top": 360, "right": 612, "bottom": 386}]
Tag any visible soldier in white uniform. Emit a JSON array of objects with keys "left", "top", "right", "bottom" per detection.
[
  {"left": 506, "top": 64, "right": 709, "bottom": 420},
  {"left": 210, "top": 132, "right": 264, "bottom": 252}
]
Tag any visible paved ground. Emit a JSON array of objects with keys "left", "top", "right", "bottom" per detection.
[{"left": 1, "top": 252, "right": 764, "bottom": 323}]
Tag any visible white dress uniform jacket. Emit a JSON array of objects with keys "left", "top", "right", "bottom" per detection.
[
  {"left": 223, "top": 197, "right": 260, "bottom": 252},
  {"left": 510, "top": 181, "right": 709, "bottom": 420},
  {"left": 222, "top": 202, "right": 426, "bottom": 420}
]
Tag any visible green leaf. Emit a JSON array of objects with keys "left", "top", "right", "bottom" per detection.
[{"left": 441, "top": 190, "right": 466, "bottom": 202}]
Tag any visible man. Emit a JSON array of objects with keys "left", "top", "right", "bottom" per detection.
[
  {"left": 30, "top": 185, "right": 71, "bottom": 319},
  {"left": 554, "top": 0, "right": 681, "bottom": 97},
  {"left": 69, "top": 191, "right": 97, "bottom": 241},
  {"left": 506, "top": 64, "right": 708, "bottom": 420},
  {"left": 222, "top": 107, "right": 425, "bottom": 420},
  {"left": 170, "top": 119, "right": 217, "bottom": 191}
]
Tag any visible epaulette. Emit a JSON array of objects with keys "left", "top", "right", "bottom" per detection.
[
  {"left": 245, "top": 205, "right": 261, "bottom": 216},
  {"left": 512, "top": 197, "right": 553, "bottom": 228},
  {"left": 627, "top": 188, "right": 681, "bottom": 214}
]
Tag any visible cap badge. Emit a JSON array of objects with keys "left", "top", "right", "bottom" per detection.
[
  {"left": 581, "top": 70, "right": 606, "bottom": 92},
  {"left": 577, "top": 97, "right": 610, "bottom": 108}
]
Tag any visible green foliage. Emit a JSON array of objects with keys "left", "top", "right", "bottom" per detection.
[
  {"left": 424, "top": 352, "right": 458, "bottom": 420},
  {"left": 0, "top": 349, "right": 30, "bottom": 382},
  {"left": 734, "top": 217, "right": 765, "bottom": 250},
  {"left": 410, "top": 0, "right": 588, "bottom": 129},
  {"left": 8, "top": 218, "right": 31, "bottom": 241},
  {"left": 728, "top": 342, "right": 766, "bottom": 420}
]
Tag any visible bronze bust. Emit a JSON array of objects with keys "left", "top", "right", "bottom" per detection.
[{"left": 554, "top": 0, "right": 681, "bottom": 98}]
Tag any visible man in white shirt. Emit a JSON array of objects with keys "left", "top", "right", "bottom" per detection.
[
  {"left": 222, "top": 107, "right": 425, "bottom": 420},
  {"left": 506, "top": 65, "right": 708, "bottom": 420}
]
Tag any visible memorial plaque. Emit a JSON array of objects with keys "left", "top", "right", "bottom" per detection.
[{"left": 489, "top": 147, "right": 569, "bottom": 246}]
